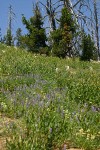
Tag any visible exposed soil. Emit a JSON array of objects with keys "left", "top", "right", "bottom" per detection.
[
  {"left": 0, "top": 113, "right": 99, "bottom": 150},
  {"left": 0, "top": 137, "right": 6, "bottom": 150},
  {"left": 0, "top": 113, "right": 15, "bottom": 150}
]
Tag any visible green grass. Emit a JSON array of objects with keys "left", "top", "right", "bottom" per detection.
[{"left": 0, "top": 43, "right": 100, "bottom": 150}]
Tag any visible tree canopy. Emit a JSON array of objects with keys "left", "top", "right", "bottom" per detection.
[{"left": 21, "top": 3, "right": 47, "bottom": 52}]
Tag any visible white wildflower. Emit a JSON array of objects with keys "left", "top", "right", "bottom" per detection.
[
  {"left": 90, "top": 59, "right": 93, "bottom": 62},
  {"left": 79, "top": 128, "right": 84, "bottom": 134},
  {"left": 65, "top": 65, "right": 69, "bottom": 71},
  {"left": 56, "top": 67, "right": 59, "bottom": 73},
  {"left": 7, "top": 46, "right": 10, "bottom": 48},
  {"left": 1, "top": 102, "right": 7, "bottom": 110},
  {"left": 87, "top": 129, "right": 90, "bottom": 133},
  {"left": 89, "top": 66, "right": 93, "bottom": 71},
  {"left": 2, "top": 50, "right": 5, "bottom": 53},
  {"left": 34, "top": 54, "right": 37, "bottom": 58},
  {"left": 87, "top": 134, "right": 90, "bottom": 140},
  {"left": 66, "top": 56, "right": 70, "bottom": 59},
  {"left": 98, "top": 131, "right": 100, "bottom": 135},
  {"left": 91, "top": 135, "right": 95, "bottom": 140}
]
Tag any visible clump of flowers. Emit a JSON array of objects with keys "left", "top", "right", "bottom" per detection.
[
  {"left": 2, "top": 50, "right": 6, "bottom": 53},
  {"left": 55, "top": 67, "right": 59, "bottom": 73},
  {"left": 0, "top": 102, "right": 7, "bottom": 111},
  {"left": 89, "top": 66, "right": 93, "bottom": 71},
  {"left": 76, "top": 128, "right": 96, "bottom": 140}
]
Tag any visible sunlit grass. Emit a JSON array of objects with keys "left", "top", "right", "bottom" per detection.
[{"left": 0, "top": 43, "right": 100, "bottom": 150}]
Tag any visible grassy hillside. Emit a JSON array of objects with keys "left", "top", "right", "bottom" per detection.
[{"left": 0, "top": 44, "right": 100, "bottom": 150}]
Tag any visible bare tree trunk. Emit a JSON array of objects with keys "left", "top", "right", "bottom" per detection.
[
  {"left": 93, "top": 0, "right": 100, "bottom": 60},
  {"left": 46, "top": 0, "right": 56, "bottom": 32}
]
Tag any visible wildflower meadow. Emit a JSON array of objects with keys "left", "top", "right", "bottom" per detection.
[{"left": 0, "top": 44, "right": 100, "bottom": 150}]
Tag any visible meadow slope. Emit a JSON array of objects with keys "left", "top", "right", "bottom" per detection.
[{"left": 0, "top": 44, "right": 100, "bottom": 150}]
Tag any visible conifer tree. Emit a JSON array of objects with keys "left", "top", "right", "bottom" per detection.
[
  {"left": 51, "top": 7, "right": 76, "bottom": 58},
  {"left": 21, "top": 3, "right": 47, "bottom": 53},
  {"left": 16, "top": 28, "right": 23, "bottom": 47},
  {"left": 5, "top": 29, "right": 12, "bottom": 46},
  {"left": 81, "top": 33, "right": 97, "bottom": 61},
  {"left": 0, "top": 28, "right": 2, "bottom": 42}
]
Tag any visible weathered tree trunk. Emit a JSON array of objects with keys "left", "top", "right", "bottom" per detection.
[{"left": 93, "top": 0, "right": 100, "bottom": 60}]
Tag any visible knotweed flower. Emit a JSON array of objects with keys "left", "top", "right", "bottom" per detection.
[
  {"left": 86, "top": 133, "right": 90, "bottom": 140},
  {"left": 91, "top": 134, "right": 95, "bottom": 140},
  {"left": 34, "top": 54, "right": 37, "bottom": 58},
  {"left": 89, "top": 66, "right": 93, "bottom": 71},
  {"left": 87, "top": 129, "right": 90, "bottom": 133},
  {"left": 65, "top": 65, "right": 69, "bottom": 71},
  {"left": 79, "top": 128, "right": 84, "bottom": 134},
  {"left": 2, "top": 50, "right": 5, "bottom": 53},
  {"left": 56, "top": 68, "right": 59, "bottom": 73},
  {"left": 1, "top": 102, "right": 7, "bottom": 110},
  {"left": 98, "top": 131, "right": 100, "bottom": 134}
]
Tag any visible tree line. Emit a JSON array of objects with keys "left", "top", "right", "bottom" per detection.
[{"left": 0, "top": 0, "right": 100, "bottom": 61}]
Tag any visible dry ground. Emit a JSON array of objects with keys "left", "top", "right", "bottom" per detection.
[
  {"left": 0, "top": 137, "right": 6, "bottom": 150},
  {"left": 0, "top": 113, "right": 18, "bottom": 150},
  {"left": 0, "top": 113, "right": 99, "bottom": 150}
]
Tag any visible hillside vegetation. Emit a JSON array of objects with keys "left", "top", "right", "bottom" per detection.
[{"left": 0, "top": 44, "right": 100, "bottom": 150}]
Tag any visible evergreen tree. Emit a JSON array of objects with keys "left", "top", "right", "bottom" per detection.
[
  {"left": 51, "top": 7, "right": 76, "bottom": 58},
  {"left": 16, "top": 28, "right": 23, "bottom": 47},
  {"left": 0, "top": 28, "right": 2, "bottom": 42},
  {"left": 81, "top": 33, "right": 97, "bottom": 61},
  {"left": 1, "top": 36, "right": 6, "bottom": 44},
  {"left": 5, "top": 29, "right": 13, "bottom": 46},
  {"left": 21, "top": 3, "right": 47, "bottom": 53}
]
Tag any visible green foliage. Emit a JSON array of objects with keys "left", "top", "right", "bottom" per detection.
[
  {"left": 50, "top": 29, "right": 63, "bottom": 57},
  {"left": 60, "top": 7, "right": 76, "bottom": 33},
  {"left": 15, "top": 28, "right": 23, "bottom": 47},
  {"left": 0, "top": 45, "right": 100, "bottom": 150},
  {"left": 81, "top": 33, "right": 97, "bottom": 61},
  {"left": 0, "top": 28, "right": 2, "bottom": 42},
  {"left": 21, "top": 3, "right": 47, "bottom": 53},
  {"left": 51, "top": 7, "right": 76, "bottom": 58},
  {"left": 5, "top": 29, "right": 13, "bottom": 46}
]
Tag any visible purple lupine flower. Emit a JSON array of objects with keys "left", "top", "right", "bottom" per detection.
[
  {"left": 49, "top": 128, "right": 52, "bottom": 134},
  {"left": 63, "top": 144, "right": 67, "bottom": 150},
  {"left": 91, "top": 106, "right": 100, "bottom": 112}
]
